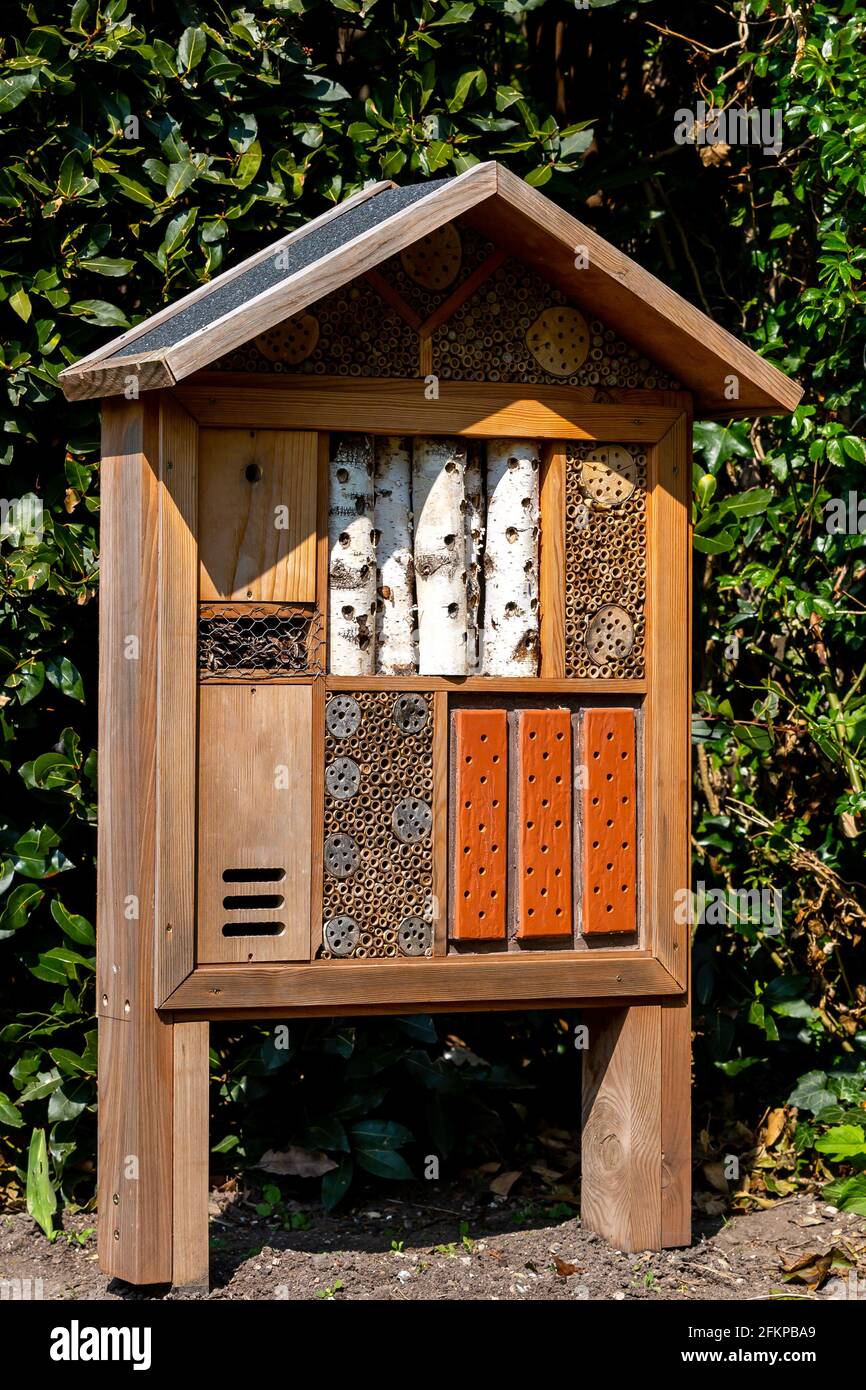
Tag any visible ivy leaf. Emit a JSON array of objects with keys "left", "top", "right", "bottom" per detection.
[{"left": 815, "top": 1125, "right": 866, "bottom": 1162}]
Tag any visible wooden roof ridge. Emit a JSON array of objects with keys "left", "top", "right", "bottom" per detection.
[{"left": 59, "top": 161, "right": 802, "bottom": 417}]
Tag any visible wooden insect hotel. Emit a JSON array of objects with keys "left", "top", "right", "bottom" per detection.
[{"left": 60, "top": 163, "right": 801, "bottom": 1287}]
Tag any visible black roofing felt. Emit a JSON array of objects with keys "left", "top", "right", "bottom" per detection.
[{"left": 107, "top": 179, "right": 454, "bottom": 360}]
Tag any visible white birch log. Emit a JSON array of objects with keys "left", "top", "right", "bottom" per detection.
[
  {"left": 374, "top": 436, "right": 417, "bottom": 675},
  {"left": 482, "top": 439, "right": 541, "bottom": 676},
  {"left": 328, "top": 435, "right": 376, "bottom": 674},
  {"left": 412, "top": 436, "right": 468, "bottom": 676},
  {"left": 464, "top": 444, "right": 485, "bottom": 674}
]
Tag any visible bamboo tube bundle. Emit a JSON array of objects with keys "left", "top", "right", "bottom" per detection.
[
  {"left": 328, "top": 436, "right": 377, "bottom": 674},
  {"left": 564, "top": 443, "right": 648, "bottom": 678},
  {"left": 412, "top": 436, "right": 469, "bottom": 676},
  {"left": 374, "top": 436, "right": 418, "bottom": 675},
  {"left": 482, "top": 439, "right": 541, "bottom": 676}
]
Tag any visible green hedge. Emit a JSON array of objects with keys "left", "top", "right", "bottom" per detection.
[{"left": 1, "top": 1, "right": 865, "bottom": 1228}]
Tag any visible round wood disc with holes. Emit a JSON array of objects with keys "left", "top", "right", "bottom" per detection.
[
  {"left": 392, "top": 797, "right": 432, "bottom": 845},
  {"left": 398, "top": 915, "right": 432, "bottom": 957},
  {"left": 324, "top": 833, "right": 360, "bottom": 879},
  {"left": 392, "top": 693, "right": 429, "bottom": 735},
  {"left": 400, "top": 224, "right": 462, "bottom": 290},
  {"left": 526, "top": 306, "right": 590, "bottom": 376},
  {"left": 585, "top": 605, "right": 635, "bottom": 665},
  {"left": 580, "top": 447, "right": 638, "bottom": 507},
  {"left": 255, "top": 313, "right": 319, "bottom": 364},
  {"left": 324, "top": 915, "right": 360, "bottom": 956},
  {"left": 326, "top": 695, "right": 362, "bottom": 739},
  {"left": 325, "top": 757, "right": 361, "bottom": 800}
]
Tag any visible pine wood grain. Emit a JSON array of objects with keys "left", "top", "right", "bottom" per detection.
[
  {"left": 163, "top": 952, "right": 679, "bottom": 1012},
  {"left": 646, "top": 416, "right": 690, "bottom": 985},
  {"left": 197, "top": 684, "right": 312, "bottom": 963},
  {"left": 581, "top": 1005, "right": 663, "bottom": 1251},
  {"left": 198, "top": 428, "right": 317, "bottom": 601},
  {"left": 178, "top": 377, "right": 681, "bottom": 442},
  {"left": 97, "top": 397, "right": 174, "bottom": 1283},
  {"left": 156, "top": 395, "right": 198, "bottom": 1004},
  {"left": 171, "top": 1020, "right": 211, "bottom": 1288}
]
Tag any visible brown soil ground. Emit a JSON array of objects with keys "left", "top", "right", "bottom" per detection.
[{"left": 2, "top": 1188, "right": 865, "bottom": 1301}]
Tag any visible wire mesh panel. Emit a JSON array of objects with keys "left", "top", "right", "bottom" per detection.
[{"left": 198, "top": 603, "right": 324, "bottom": 679}]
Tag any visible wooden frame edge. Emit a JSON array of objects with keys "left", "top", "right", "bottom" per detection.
[{"left": 161, "top": 952, "right": 682, "bottom": 1013}]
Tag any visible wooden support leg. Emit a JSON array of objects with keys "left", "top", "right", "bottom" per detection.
[
  {"left": 98, "top": 1015, "right": 210, "bottom": 1288},
  {"left": 172, "top": 1020, "right": 211, "bottom": 1290},
  {"left": 581, "top": 998, "right": 691, "bottom": 1251}
]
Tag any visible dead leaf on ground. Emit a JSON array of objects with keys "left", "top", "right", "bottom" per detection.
[
  {"left": 554, "top": 1257, "right": 584, "bottom": 1278},
  {"left": 530, "top": 1163, "right": 565, "bottom": 1185},
  {"left": 761, "top": 1108, "right": 789, "bottom": 1148},
  {"left": 256, "top": 1146, "right": 337, "bottom": 1178},
  {"left": 489, "top": 1170, "right": 522, "bottom": 1198},
  {"left": 781, "top": 1245, "right": 855, "bottom": 1290}
]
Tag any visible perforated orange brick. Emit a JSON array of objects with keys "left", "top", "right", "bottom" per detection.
[
  {"left": 516, "top": 709, "right": 572, "bottom": 938},
  {"left": 583, "top": 708, "right": 637, "bottom": 935},
  {"left": 452, "top": 709, "right": 508, "bottom": 940}
]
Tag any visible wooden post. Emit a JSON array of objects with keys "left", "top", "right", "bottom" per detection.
[
  {"left": 581, "top": 997, "right": 691, "bottom": 1250},
  {"left": 98, "top": 397, "right": 210, "bottom": 1287}
]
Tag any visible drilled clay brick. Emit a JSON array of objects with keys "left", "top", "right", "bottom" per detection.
[
  {"left": 516, "top": 709, "right": 572, "bottom": 938},
  {"left": 582, "top": 708, "right": 637, "bottom": 935},
  {"left": 452, "top": 709, "right": 508, "bottom": 940}
]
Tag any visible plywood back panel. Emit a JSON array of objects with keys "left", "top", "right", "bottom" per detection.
[
  {"left": 197, "top": 683, "right": 311, "bottom": 962},
  {"left": 582, "top": 707, "right": 637, "bottom": 935},
  {"left": 198, "top": 428, "right": 317, "bottom": 601}
]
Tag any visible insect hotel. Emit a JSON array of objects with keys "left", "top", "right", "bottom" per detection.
[{"left": 60, "top": 162, "right": 801, "bottom": 1287}]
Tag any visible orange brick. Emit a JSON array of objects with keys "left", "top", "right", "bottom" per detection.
[
  {"left": 516, "top": 709, "right": 572, "bottom": 938},
  {"left": 452, "top": 709, "right": 508, "bottom": 940},
  {"left": 582, "top": 708, "right": 637, "bottom": 935}
]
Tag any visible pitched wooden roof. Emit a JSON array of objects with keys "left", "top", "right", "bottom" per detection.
[{"left": 59, "top": 161, "right": 801, "bottom": 417}]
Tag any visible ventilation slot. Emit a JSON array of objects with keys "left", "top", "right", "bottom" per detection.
[
  {"left": 451, "top": 709, "right": 508, "bottom": 941},
  {"left": 582, "top": 708, "right": 637, "bottom": 935},
  {"left": 515, "top": 709, "right": 572, "bottom": 939},
  {"left": 221, "top": 921, "right": 285, "bottom": 938},
  {"left": 222, "top": 867, "right": 286, "bottom": 883},
  {"left": 222, "top": 893, "right": 284, "bottom": 910}
]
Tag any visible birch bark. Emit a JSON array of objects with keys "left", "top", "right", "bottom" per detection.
[
  {"left": 328, "top": 434, "right": 376, "bottom": 674},
  {"left": 374, "top": 436, "right": 417, "bottom": 674},
  {"left": 464, "top": 444, "right": 485, "bottom": 674},
  {"left": 412, "top": 436, "right": 468, "bottom": 675},
  {"left": 483, "top": 439, "right": 541, "bottom": 676}
]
